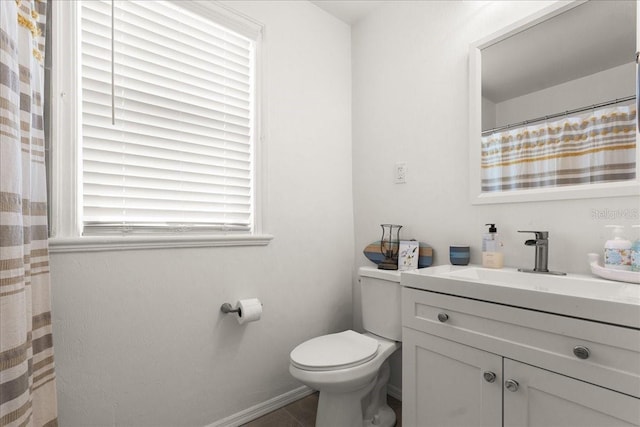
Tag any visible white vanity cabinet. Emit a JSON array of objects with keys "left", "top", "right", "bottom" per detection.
[
  {"left": 403, "top": 327, "right": 502, "bottom": 426},
  {"left": 402, "top": 284, "right": 640, "bottom": 427},
  {"left": 502, "top": 358, "right": 639, "bottom": 426}
]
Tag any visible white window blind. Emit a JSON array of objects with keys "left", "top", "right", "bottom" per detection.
[{"left": 80, "top": 0, "right": 255, "bottom": 235}]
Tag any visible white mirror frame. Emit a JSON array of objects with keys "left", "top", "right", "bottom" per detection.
[{"left": 469, "top": 0, "right": 640, "bottom": 205}]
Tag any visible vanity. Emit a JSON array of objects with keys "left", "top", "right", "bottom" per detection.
[{"left": 401, "top": 266, "right": 640, "bottom": 426}]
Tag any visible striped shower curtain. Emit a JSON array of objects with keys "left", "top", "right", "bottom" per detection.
[
  {"left": 1, "top": 1, "right": 58, "bottom": 426},
  {"left": 481, "top": 104, "right": 637, "bottom": 192}
]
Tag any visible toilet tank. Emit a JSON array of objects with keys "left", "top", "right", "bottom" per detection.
[{"left": 359, "top": 266, "right": 402, "bottom": 341}]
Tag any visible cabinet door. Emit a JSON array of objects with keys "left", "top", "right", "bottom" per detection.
[
  {"left": 504, "top": 358, "right": 640, "bottom": 427},
  {"left": 402, "top": 327, "right": 502, "bottom": 427}
]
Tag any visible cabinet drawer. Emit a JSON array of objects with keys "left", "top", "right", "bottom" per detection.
[{"left": 402, "top": 287, "right": 640, "bottom": 398}]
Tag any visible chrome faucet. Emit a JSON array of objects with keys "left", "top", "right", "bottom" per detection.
[{"left": 517, "top": 231, "right": 566, "bottom": 276}]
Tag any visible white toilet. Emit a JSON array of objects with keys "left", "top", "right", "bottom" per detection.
[{"left": 289, "top": 267, "right": 402, "bottom": 427}]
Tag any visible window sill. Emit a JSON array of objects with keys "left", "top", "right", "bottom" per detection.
[{"left": 48, "top": 234, "right": 274, "bottom": 253}]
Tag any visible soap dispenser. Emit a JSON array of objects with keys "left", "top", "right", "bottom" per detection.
[
  {"left": 482, "top": 223, "right": 504, "bottom": 268},
  {"left": 631, "top": 225, "right": 640, "bottom": 272},
  {"left": 604, "top": 225, "right": 632, "bottom": 271}
]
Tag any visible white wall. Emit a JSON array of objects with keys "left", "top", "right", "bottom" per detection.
[
  {"left": 494, "top": 62, "right": 636, "bottom": 128},
  {"left": 482, "top": 96, "right": 496, "bottom": 130},
  {"left": 352, "top": 0, "right": 640, "bottom": 392},
  {"left": 50, "top": 2, "right": 353, "bottom": 425},
  {"left": 49, "top": 1, "right": 640, "bottom": 422}
]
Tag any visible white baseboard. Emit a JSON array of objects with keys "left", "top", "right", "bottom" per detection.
[
  {"left": 208, "top": 383, "right": 401, "bottom": 427},
  {"left": 387, "top": 383, "right": 402, "bottom": 401},
  {"left": 207, "top": 385, "right": 315, "bottom": 427}
]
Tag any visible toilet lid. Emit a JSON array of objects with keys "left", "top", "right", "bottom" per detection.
[{"left": 290, "top": 330, "right": 379, "bottom": 371}]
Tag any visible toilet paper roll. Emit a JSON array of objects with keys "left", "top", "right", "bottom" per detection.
[{"left": 235, "top": 298, "right": 262, "bottom": 324}]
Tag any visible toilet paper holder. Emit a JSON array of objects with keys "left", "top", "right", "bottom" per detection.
[
  {"left": 220, "top": 303, "right": 241, "bottom": 314},
  {"left": 221, "top": 299, "right": 263, "bottom": 324}
]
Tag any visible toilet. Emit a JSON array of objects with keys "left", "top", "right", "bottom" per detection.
[{"left": 289, "top": 267, "right": 402, "bottom": 427}]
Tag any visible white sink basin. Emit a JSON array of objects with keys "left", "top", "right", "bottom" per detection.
[
  {"left": 447, "top": 267, "right": 613, "bottom": 293},
  {"left": 401, "top": 265, "right": 640, "bottom": 328},
  {"left": 449, "top": 267, "right": 560, "bottom": 286}
]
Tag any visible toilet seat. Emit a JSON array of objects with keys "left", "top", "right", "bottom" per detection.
[{"left": 290, "top": 330, "right": 380, "bottom": 371}]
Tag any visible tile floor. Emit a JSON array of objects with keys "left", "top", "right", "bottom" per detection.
[{"left": 241, "top": 392, "right": 402, "bottom": 427}]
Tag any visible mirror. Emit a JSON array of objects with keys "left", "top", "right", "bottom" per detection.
[{"left": 469, "top": 0, "right": 639, "bottom": 204}]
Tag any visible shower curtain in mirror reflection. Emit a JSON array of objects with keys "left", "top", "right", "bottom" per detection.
[
  {"left": 481, "top": 105, "right": 637, "bottom": 192},
  {"left": 0, "top": 1, "right": 58, "bottom": 426}
]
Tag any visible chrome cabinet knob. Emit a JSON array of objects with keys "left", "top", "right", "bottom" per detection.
[
  {"left": 483, "top": 371, "right": 496, "bottom": 383},
  {"left": 505, "top": 379, "right": 519, "bottom": 392},
  {"left": 437, "top": 312, "right": 449, "bottom": 323},
  {"left": 573, "top": 346, "right": 590, "bottom": 360}
]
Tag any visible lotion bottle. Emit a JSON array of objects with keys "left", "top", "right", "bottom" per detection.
[
  {"left": 604, "top": 225, "right": 632, "bottom": 270},
  {"left": 482, "top": 223, "right": 504, "bottom": 268}
]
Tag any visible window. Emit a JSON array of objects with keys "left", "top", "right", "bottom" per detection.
[{"left": 50, "top": 0, "right": 270, "bottom": 251}]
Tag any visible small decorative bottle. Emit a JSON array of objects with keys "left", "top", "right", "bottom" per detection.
[{"left": 482, "top": 223, "right": 504, "bottom": 269}]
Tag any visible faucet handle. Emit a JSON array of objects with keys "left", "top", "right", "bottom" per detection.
[{"left": 518, "top": 230, "right": 549, "bottom": 239}]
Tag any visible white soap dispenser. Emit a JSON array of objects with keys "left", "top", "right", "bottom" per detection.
[
  {"left": 631, "top": 225, "right": 640, "bottom": 272},
  {"left": 604, "top": 225, "right": 632, "bottom": 271}
]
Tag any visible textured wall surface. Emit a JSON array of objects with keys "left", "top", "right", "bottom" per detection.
[
  {"left": 50, "top": 1, "right": 640, "bottom": 424},
  {"left": 351, "top": 0, "right": 639, "bottom": 391},
  {"left": 50, "top": 2, "right": 353, "bottom": 425}
]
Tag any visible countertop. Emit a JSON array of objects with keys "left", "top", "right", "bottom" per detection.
[{"left": 401, "top": 265, "right": 640, "bottom": 329}]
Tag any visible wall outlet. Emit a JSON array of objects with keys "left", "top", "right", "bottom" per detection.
[{"left": 395, "top": 162, "right": 407, "bottom": 184}]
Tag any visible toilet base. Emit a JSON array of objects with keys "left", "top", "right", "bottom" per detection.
[
  {"left": 363, "top": 362, "right": 396, "bottom": 427},
  {"left": 315, "top": 379, "right": 375, "bottom": 427},
  {"left": 364, "top": 404, "right": 396, "bottom": 427},
  {"left": 315, "top": 361, "right": 396, "bottom": 427}
]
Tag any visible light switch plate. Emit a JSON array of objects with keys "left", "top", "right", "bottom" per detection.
[{"left": 395, "top": 162, "right": 407, "bottom": 184}]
